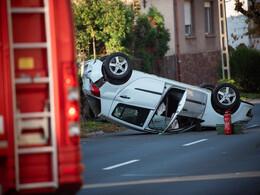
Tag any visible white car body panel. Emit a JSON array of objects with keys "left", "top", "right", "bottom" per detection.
[
  {"left": 113, "top": 77, "right": 165, "bottom": 109},
  {"left": 82, "top": 75, "right": 92, "bottom": 96},
  {"left": 179, "top": 88, "right": 208, "bottom": 119},
  {"left": 84, "top": 59, "right": 103, "bottom": 83},
  {"left": 201, "top": 100, "right": 253, "bottom": 127}
]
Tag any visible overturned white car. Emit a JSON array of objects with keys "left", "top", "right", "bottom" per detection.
[{"left": 82, "top": 52, "right": 253, "bottom": 133}]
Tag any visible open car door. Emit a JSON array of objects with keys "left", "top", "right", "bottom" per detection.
[
  {"left": 148, "top": 87, "right": 187, "bottom": 132},
  {"left": 106, "top": 77, "right": 188, "bottom": 133},
  {"left": 107, "top": 77, "right": 165, "bottom": 131}
]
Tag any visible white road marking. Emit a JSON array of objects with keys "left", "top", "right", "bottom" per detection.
[
  {"left": 182, "top": 139, "right": 208, "bottom": 146},
  {"left": 103, "top": 159, "right": 140, "bottom": 170},
  {"left": 246, "top": 124, "right": 259, "bottom": 129},
  {"left": 121, "top": 173, "right": 183, "bottom": 177},
  {"left": 82, "top": 171, "right": 260, "bottom": 189}
]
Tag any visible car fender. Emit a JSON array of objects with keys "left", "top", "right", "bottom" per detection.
[
  {"left": 82, "top": 76, "right": 91, "bottom": 96},
  {"left": 83, "top": 59, "right": 103, "bottom": 83},
  {"left": 201, "top": 100, "right": 253, "bottom": 127}
]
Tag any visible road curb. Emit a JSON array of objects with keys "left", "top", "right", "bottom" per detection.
[{"left": 246, "top": 99, "right": 260, "bottom": 104}]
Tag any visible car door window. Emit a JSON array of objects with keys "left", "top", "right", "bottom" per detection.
[{"left": 112, "top": 104, "right": 150, "bottom": 127}]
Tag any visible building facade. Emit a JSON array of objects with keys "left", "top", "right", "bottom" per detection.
[{"left": 139, "top": 0, "right": 221, "bottom": 85}]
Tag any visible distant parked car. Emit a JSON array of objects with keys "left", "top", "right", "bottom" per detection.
[{"left": 82, "top": 52, "right": 253, "bottom": 133}]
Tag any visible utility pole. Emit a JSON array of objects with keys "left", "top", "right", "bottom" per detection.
[{"left": 218, "top": 0, "right": 231, "bottom": 79}]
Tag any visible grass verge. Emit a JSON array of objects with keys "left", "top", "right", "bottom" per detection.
[
  {"left": 81, "top": 121, "right": 126, "bottom": 137},
  {"left": 240, "top": 92, "right": 260, "bottom": 101}
]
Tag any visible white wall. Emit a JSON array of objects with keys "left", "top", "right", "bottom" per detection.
[{"left": 225, "top": 0, "right": 250, "bottom": 48}]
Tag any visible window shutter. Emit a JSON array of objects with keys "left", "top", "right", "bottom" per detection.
[{"left": 184, "top": 1, "right": 191, "bottom": 25}]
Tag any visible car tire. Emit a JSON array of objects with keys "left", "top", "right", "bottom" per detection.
[
  {"left": 199, "top": 83, "right": 215, "bottom": 92},
  {"left": 103, "top": 52, "right": 132, "bottom": 80},
  {"left": 212, "top": 83, "right": 240, "bottom": 114}
]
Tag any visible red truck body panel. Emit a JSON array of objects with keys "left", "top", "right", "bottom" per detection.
[{"left": 0, "top": 0, "right": 83, "bottom": 194}]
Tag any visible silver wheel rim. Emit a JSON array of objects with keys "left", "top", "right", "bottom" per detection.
[
  {"left": 217, "top": 87, "right": 236, "bottom": 106},
  {"left": 109, "top": 56, "right": 128, "bottom": 76}
]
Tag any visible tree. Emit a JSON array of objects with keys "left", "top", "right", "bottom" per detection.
[
  {"left": 72, "top": 0, "right": 103, "bottom": 60},
  {"left": 133, "top": 6, "right": 170, "bottom": 73},
  {"left": 234, "top": 0, "right": 260, "bottom": 36},
  {"left": 101, "top": 0, "right": 135, "bottom": 55},
  {"left": 72, "top": 0, "right": 134, "bottom": 61}
]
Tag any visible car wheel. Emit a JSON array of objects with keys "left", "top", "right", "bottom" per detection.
[
  {"left": 103, "top": 52, "right": 132, "bottom": 80},
  {"left": 199, "top": 83, "right": 215, "bottom": 92},
  {"left": 212, "top": 83, "right": 240, "bottom": 114}
]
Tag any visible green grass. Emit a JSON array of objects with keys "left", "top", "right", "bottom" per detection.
[
  {"left": 240, "top": 92, "right": 260, "bottom": 101},
  {"left": 80, "top": 121, "right": 126, "bottom": 137}
]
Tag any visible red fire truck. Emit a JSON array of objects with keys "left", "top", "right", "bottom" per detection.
[{"left": 0, "top": 0, "right": 83, "bottom": 194}]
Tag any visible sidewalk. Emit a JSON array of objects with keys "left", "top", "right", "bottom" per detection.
[{"left": 247, "top": 99, "right": 260, "bottom": 104}]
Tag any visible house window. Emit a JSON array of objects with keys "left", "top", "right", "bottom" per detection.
[
  {"left": 205, "top": 2, "right": 212, "bottom": 34},
  {"left": 184, "top": 0, "right": 192, "bottom": 36}
]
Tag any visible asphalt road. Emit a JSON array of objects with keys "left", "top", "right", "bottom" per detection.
[{"left": 78, "top": 102, "right": 260, "bottom": 195}]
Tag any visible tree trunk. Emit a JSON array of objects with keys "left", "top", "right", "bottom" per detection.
[{"left": 92, "top": 29, "right": 96, "bottom": 59}]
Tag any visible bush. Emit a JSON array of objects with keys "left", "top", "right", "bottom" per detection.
[
  {"left": 218, "top": 78, "right": 242, "bottom": 92},
  {"left": 133, "top": 6, "right": 170, "bottom": 73},
  {"left": 229, "top": 46, "right": 260, "bottom": 92}
]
